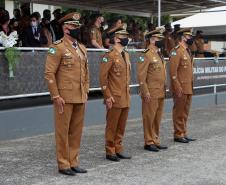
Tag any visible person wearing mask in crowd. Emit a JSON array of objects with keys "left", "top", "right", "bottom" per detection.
[
  {"left": 163, "top": 23, "right": 175, "bottom": 57},
  {"left": 21, "top": 12, "right": 47, "bottom": 47},
  {"left": 9, "top": 8, "right": 21, "bottom": 32},
  {"left": 45, "top": 12, "right": 89, "bottom": 176},
  {"left": 194, "top": 30, "right": 205, "bottom": 58},
  {"left": 51, "top": 9, "right": 63, "bottom": 41},
  {"left": 99, "top": 28, "right": 132, "bottom": 162},
  {"left": 103, "top": 17, "right": 124, "bottom": 49},
  {"left": 18, "top": 3, "right": 30, "bottom": 35},
  {"left": 41, "top": 9, "right": 54, "bottom": 47},
  {"left": 169, "top": 28, "right": 196, "bottom": 143},
  {"left": 88, "top": 13, "right": 104, "bottom": 48},
  {"left": 137, "top": 28, "right": 168, "bottom": 152}
]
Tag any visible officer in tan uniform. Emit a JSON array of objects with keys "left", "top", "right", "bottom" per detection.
[
  {"left": 137, "top": 28, "right": 168, "bottom": 152},
  {"left": 99, "top": 28, "right": 132, "bottom": 162},
  {"left": 44, "top": 12, "right": 89, "bottom": 176},
  {"left": 88, "top": 13, "right": 104, "bottom": 48},
  {"left": 169, "top": 28, "right": 196, "bottom": 143}
]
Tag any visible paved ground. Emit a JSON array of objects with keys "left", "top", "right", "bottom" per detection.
[{"left": 1, "top": 104, "right": 226, "bottom": 185}]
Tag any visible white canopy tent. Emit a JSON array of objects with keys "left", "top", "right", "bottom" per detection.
[{"left": 172, "top": 6, "right": 226, "bottom": 37}]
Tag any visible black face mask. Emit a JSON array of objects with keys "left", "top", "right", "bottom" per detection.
[
  {"left": 186, "top": 38, "right": 194, "bottom": 45},
  {"left": 68, "top": 28, "right": 80, "bottom": 40},
  {"left": 119, "top": 38, "right": 129, "bottom": 47},
  {"left": 155, "top": 40, "right": 164, "bottom": 48}
]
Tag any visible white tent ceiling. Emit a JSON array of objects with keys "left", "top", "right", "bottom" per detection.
[{"left": 18, "top": 0, "right": 226, "bottom": 17}]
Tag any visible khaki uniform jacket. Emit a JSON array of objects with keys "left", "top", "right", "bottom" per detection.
[
  {"left": 44, "top": 37, "right": 90, "bottom": 103},
  {"left": 137, "top": 45, "right": 167, "bottom": 98},
  {"left": 169, "top": 44, "right": 193, "bottom": 95},
  {"left": 99, "top": 47, "right": 131, "bottom": 108},
  {"left": 194, "top": 38, "right": 205, "bottom": 53},
  {"left": 89, "top": 26, "right": 103, "bottom": 48}
]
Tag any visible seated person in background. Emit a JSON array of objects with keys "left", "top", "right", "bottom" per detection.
[
  {"left": 21, "top": 12, "right": 47, "bottom": 47},
  {"left": 41, "top": 9, "right": 54, "bottom": 47},
  {"left": 163, "top": 23, "right": 175, "bottom": 57},
  {"left": 103, "top": 17, "right": 124, "bottom": 49},
  {"left": 51, "top": 9, "right": 63, "bottom": 41},
  {"left": 9, "top": 8, "right": 21, "bottom": 32},
  {"left": 194, "top": 30, "right": 205, "bottom": 58},
  {"left": 0, "top": 9, "right": 12, "bottom": 37},
  {"left": 88, "top": 13, "right": 104, "bottom": 48}
]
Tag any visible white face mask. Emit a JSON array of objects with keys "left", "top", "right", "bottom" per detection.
[{"left": 31, "top": 21, "right": 37, "bottom": 27}]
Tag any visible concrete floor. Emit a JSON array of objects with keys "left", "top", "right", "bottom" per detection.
[{"left": 1, "top": 104, "right": 226, "bottom": 185}]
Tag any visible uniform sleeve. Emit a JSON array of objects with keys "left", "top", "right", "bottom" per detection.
[
  {"left": 90, "top": 28, "right": 97, "bottom": 41},
  {"left": 44, "top": 45, "right": 62, "bottom": 99},
  {"left": 137, "top": 54, "right": 150, "bottom": 96},
  {"left": 99, "top": 53, "right": 113, "bottom": 99},
  {"left": 169, "top": 50, "right": 182, "bottom": 92},
  {"left": 85, "top": 56, "right": 90, "bottom": 94}
]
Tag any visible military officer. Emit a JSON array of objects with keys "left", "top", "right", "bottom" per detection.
[
  {"left": 137, "top": 28, "right": 168, "bottom": 152},
  {"left": 44, "top": 12, "right": 89, "bottom": 176},
  {"left": 99, "top": 28, "right": 132, "bottom": 162},
  {"left": 169, "top": 28, "right": 196, "bottom": 143}
]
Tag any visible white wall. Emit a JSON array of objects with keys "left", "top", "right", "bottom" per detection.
[{"left": 210, "top": 41, "right": 226, "bottom": 52}]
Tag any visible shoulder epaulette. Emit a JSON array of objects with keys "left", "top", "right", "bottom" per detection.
[
  {"left": 53, "top": 39, "right": 62, "bottom": 45},
  {"left": 142, "top": 48, "right": 150, "bottom": 53}
]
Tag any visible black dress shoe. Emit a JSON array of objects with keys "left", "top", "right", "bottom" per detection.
[
  {"left": 59, "top": 169, "right": 76, "bottom": 176},
  {"left": 174, "top": 137, "right": 189, "bottom": 143},
  {"left": 106, "top": 154, "right": 120, "bottom": 162},
  {"left": 144, "top": 144, "right": 159, "bottom": 152},
  {"left": 185, "top": 137, "right": 197, "bottom": 142},
  {"left": 116, "top": 152, "right": 132, "bottom": 159},
  {"left": 156, "top": 145, "right": 168, "bottom": 150},
  {"left": 71, "top": 166, "right": 87, "bottom": 173}
]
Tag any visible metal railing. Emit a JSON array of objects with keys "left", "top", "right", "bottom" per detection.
[{"left": 1, "top": 84, "right": 226, "bottom": 101}]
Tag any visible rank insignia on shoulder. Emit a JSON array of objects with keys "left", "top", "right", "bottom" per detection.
[
  {"left": 102, "top": 57, "right": 108, "bottom": 63},
  {"left": 138, "top": 56, "right": 145, "bottom": 63},
  {"left": 48, "top": 47, "right": 56, "bottom": 55},
  {"left": 170, "top": 51, "right": 177, "bottom": 56},
  {"left": 53, "top": 40, "right": 62, "bottom": 45},
  {"left": 142, "top": 48, "right": 149, "bottom": 53}
]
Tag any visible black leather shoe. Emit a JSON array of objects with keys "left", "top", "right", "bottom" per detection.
[
  {"left": 185, "top": 137, "right": 197, "bottom": 142},
  {"left": 116, "top": 152, "right": 132, "bottom": 159},
  {"left": 71, "top": 166, "right": 87, "bottom": 173},
  {"left": 59, "top": 169, "right": 76, "bottom": 176},
  {"left": 174, "top": 137, "right": 189, "bottom": 143},
  {"left": 156, "top": 145, "right": 168, "bottom": 150},
  {"left": 144, "top": 144, "right": 159, "bottom": 152},
  {"left": 106, "top": 154, "right": 120, "bottom": 162}
]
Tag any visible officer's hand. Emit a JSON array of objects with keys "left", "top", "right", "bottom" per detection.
[
  {"left": 106, "top": 97, "right": 115, "bottom": 110},
  {"left": 144, "top": 93, "right": 151, "bottom": 103},
  {"left": 54, "top": 97, "right": 65, "bottom": 114}
]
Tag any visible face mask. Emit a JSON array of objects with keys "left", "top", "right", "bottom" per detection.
[
  {"left": 31, "top": 21, "right": 37, "bottom": 27},
  {"left": 155, "top": 40, "right": 164, "bottom": 48},
  {"left": 119, "top": 38, "right": 129, "bottom": 47},
  {"left": 68, "top": 28, "right": 80, "bottom": 40},
  {"left": 186, "top": 38, "right": 193, "bottom": 45}
]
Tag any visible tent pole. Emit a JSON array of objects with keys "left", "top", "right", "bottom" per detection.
[{"left": 158, "top": 0, "right": 161, "bottom": 27}]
